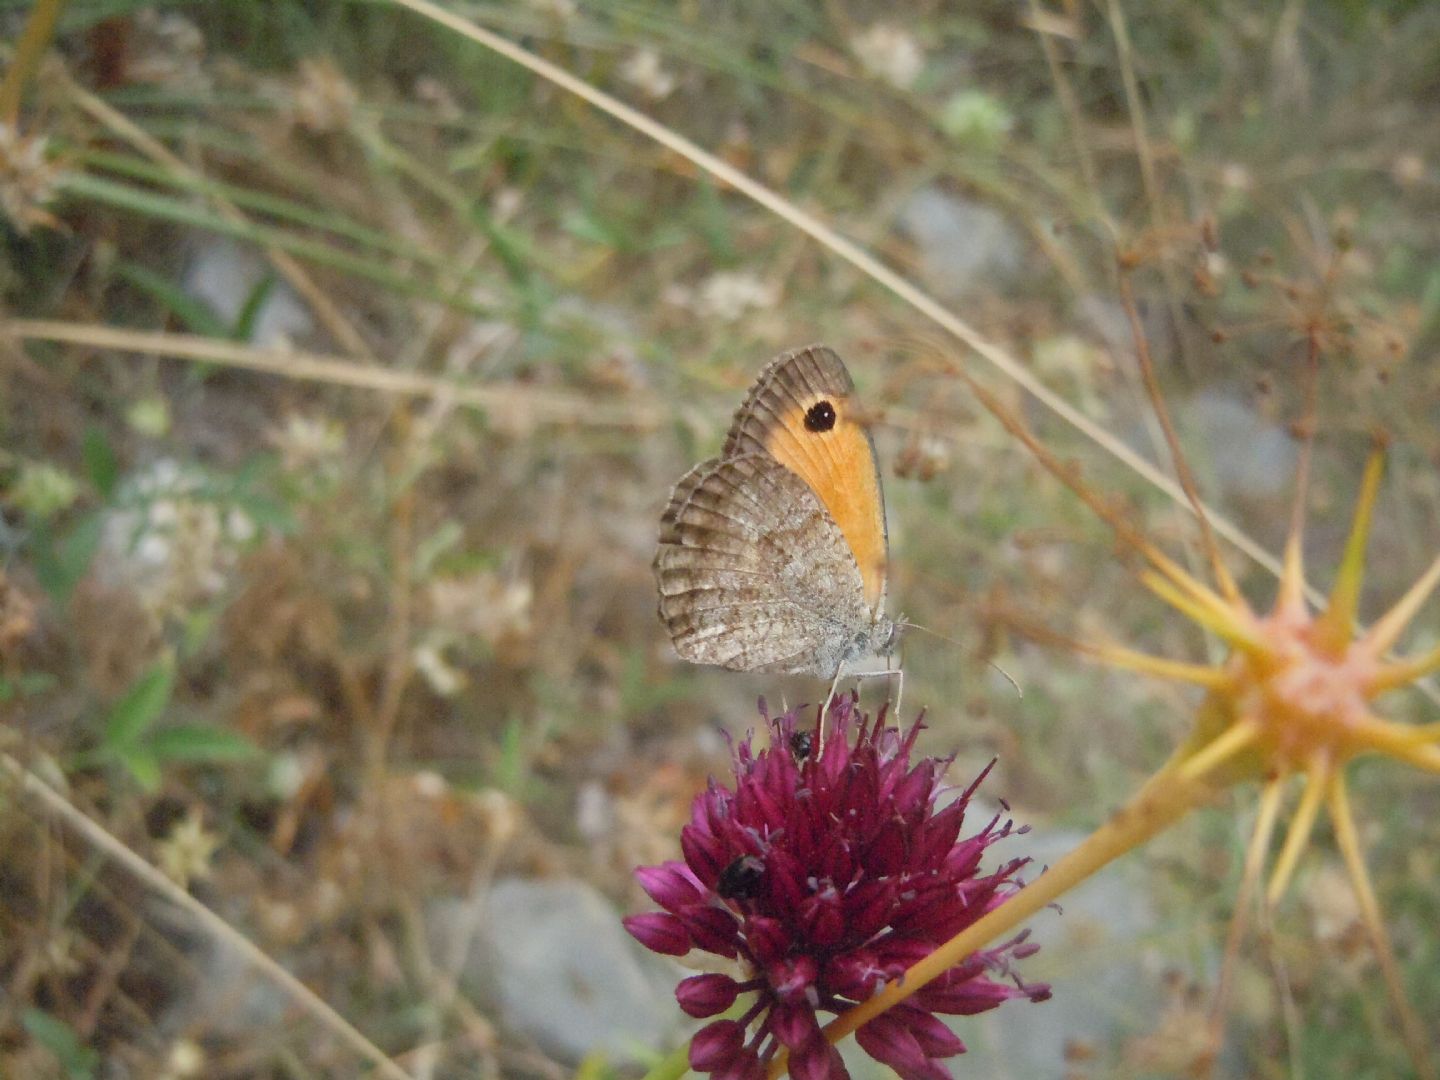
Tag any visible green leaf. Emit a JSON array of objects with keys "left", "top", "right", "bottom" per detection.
[
  {"left": 77, "top": 148, "right": 446, "bottom": 269},
  {"left": 561, "top": 208, "right": 620, "bottom": 247},
  {"left": 81, "top": 427, "right": 119, "bottom": 499},
  {"left": 179, "top": 605, "right": 222, "bottom": 658},
  {"left": 0, "top": 672, "right": 58, "bottom": 702},
  {"left": 112, "top": 260, "right": 229, "bottom": 338},
  {"left": 413, "top": 520, "right": 463, "bottom": 577},
  {"left": 1418, "top": 265, "right": 1440, "bottom": 339},
  {"left": 104, "top": 662, "right": 174, "bottom": 748},
  {"left": 118, "top": 747, "right": 162, "bottom": 792},
  {"left": 494, "top": 716, "right": 527, "bottom": 794},
  {"left": 58, "top": 172, "right": 492, "bottom": 316},
  {"left": 148, "top": 725, "right": 260, "bottom": 764},
  {"left": 231, "top": 274, "right": 278, "bottom": 342},
  {"left": 34, "top": 513, "right": 104, "bottom": 602},
  {"left": 21, "top": 1009, "right": 98, "bottom": 1080},
  {"left": 690, "top": 178, "right": 735, "bottom": 262}
]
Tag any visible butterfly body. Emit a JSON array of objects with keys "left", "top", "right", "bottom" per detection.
[{"left": 654, "top": 345, "right": 894, "bottom": 677}]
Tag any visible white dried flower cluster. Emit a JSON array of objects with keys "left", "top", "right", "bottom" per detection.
[
  {"left": 99, "top": 460, "right": 257, "bottom": 616},
  {"left": 125, "top": 9, "right": 208, "bottom": 90},
  {"left": 157, "top": 809, "right": 221, "bottom": 887},
  {"left": 292, "top": 57, "right": 359, "bottom": 135},
  {"left": 414, "top": 570, "right": 535, "bottom": 696},
  {"left": 270, "top": 414, "right": 345, "bottom": 471},
  {"left": 525, "top": 0, "right": 577, "bottom": 18},
  {"left": 849, "top": 24, "right": 925, "bottom": 90},
  {"left": 158, "top": 1039, "right": 206, "bottom": 1080},
  {"left": 0, "top": 124, "right": 62, "bottom": 234},
  {"left": 664, "top": 271, "right": 780, "bottom": 323},
  {"left": 268, "top": 413, "right": 346, "bottom": 497},
  {"left": 620, "top": 48, "right": 677, "bottom": 101}
]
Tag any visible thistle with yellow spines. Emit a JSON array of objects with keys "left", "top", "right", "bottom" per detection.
[{"left": 779, "top": 286, "right": 1440, "bottom": 1077}]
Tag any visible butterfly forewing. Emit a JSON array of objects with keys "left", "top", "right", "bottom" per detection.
[{"left": 722, "top": 345, "right": 888, "bottom": 612}]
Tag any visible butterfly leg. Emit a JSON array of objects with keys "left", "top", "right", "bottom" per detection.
[
  {"left": 841, "top": 666, "right": 904, "bottom": 718},
  {"left": 820, "top": 662, "right": 847, "bottom": 732}
]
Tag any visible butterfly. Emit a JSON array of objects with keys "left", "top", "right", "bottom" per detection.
[{"left": 653, "top": 345, "right": 898, "bottom": 696}]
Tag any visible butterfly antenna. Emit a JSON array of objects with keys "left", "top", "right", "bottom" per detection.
[
  {"left": 896, "top": 616, "right": 964, "bottom": 649},
  {"left": 896, "top": 618, "right": 1024, "bottom": 699},
  {"left": 986, "top": 658, "right": 1023, "bottom": 699}
]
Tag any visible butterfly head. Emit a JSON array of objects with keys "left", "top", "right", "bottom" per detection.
[{"left": 848, "top": 611, "right": 900, "bottom": 664}]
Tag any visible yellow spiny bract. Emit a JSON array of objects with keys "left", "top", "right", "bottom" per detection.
[
  {"left": 1093, "top": 448, "right": 1440, "bottom": 1077},
  {"left": 1107, "top": 451, "right": 1440, "bottom": 791}
]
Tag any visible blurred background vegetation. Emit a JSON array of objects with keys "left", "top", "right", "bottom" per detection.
[{"left": 1, "top": 1, "right": 1437, "bottom": 1077}]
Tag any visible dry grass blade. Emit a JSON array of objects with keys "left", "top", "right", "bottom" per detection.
[
  {"left": 5, "top": 319, "right": 662, "bottom": 430},
  {"left": 1104, "top": 0, "right": 1197, "bottom": 376},
  {"left": 0, "top": 754, "right": 415, "bottom": 1080}
]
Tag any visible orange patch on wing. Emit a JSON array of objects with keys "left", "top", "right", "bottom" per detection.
[{"left": 761, "top": 400, "right": 888, "bottom": 610}]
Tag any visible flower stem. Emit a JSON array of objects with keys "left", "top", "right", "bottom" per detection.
[
  {"left": 0, "top": 0, "right": 68, "bottom": 127},
  {"left": 791, "top": 760, "right": 1219, "bottom": 1069},
  {"left": 640, "top": 993, "right": 759, "bottom": 1080},
  {"left": 1175, "top": 719, "right": 1260, "bottom": 782},
  {"left": 638, "top": 1043, "right": 691, "bottom": 1080}
]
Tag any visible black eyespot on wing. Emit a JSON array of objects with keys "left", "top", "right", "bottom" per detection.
[
  {"left": 716, "top": 855, "right": 766, "bottom": 900},
  {"left": 804, "top": 400, "right": 837, "bottom": 432}
]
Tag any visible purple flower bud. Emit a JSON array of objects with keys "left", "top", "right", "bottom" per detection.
[
  {"left": 675, "top": 905, "right": 740, "bottom": 958},
  {"left": 769, "top": 999, "right": 822, "bottom": 1049},
  {"left": 788, "top": 1035, "right": 847, "bottom": 1080},
  {"left": 798, "top": 885, "right": 846, "bottom": 948},
  {"left": 635, "top": 861, "right": 706, "bottom": 912},
  {"left": 855, "top": 1012, "right": 934, "bottom": 1077},
  {"left": 689, "top": 1020, "right": 746, "bottom": 1071},
  {"left": 768, "top": 955, "right": 819, "bottom": 1006},
  {"left": 675, "top": 973, "right": 741, "bottom": 1018},
  {"left": 621, "top": 912, "right": 691, "bottom": 956},
  {"left": 900, "top": 1007, "right": 967, "bottom": 1057}
]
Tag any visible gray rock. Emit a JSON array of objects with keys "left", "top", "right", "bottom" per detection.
[
  {"left": 431, "top": 877, "right": 689, "bottom": 1066},
  {"left": 152, "top": 901, "right": 289, "bottom": 1039},
  {"left": 183, "top": 238, "right": 315, "bottom": 347},
  {"left": 937, "top": 817, "right": 1169, "bottom": 1077},
  {"left": 894, "top": 188, "right": 1024, "bottom": 300},
  {"left": 1179, "top": 390, "right": 1297, "bottom": 502}
]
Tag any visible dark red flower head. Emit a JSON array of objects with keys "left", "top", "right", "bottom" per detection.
[{"left": 624, "top": 696, "right": 1050, "bottom": 1079}]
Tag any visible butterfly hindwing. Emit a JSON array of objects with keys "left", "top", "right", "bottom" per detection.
[{"left": 655, "top": 452, "right": 873, "bottom": 675}]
